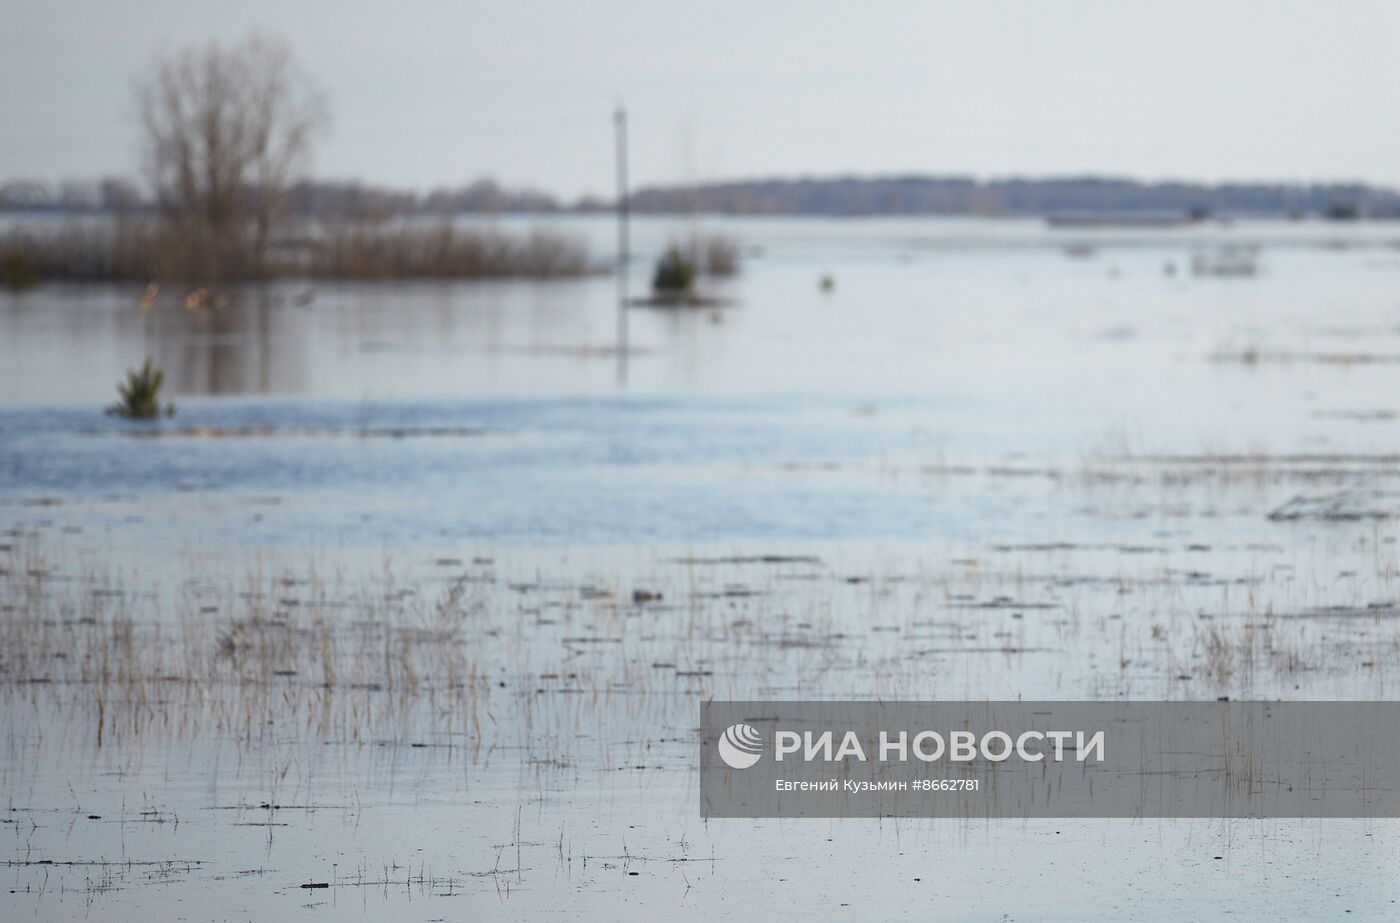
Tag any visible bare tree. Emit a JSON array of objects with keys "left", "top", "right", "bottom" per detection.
[{"left": 137, "top": 33, "right": 326, "bottom": 278}]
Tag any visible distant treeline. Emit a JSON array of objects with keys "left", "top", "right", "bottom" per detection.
[
  {"left": 0, "top": 177, "right": 570, "bottom": 219},
  {"left": 623, "top": 176, "right": 1400, "bottom": 219},
  {"left": 5, "top": 174, "right": 1400, "bottom": 220}
]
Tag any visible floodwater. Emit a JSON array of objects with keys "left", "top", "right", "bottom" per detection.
[{"left": 3, "top": 216, "right": 1400, "bottom": 920}]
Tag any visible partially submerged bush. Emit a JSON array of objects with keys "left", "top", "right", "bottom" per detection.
[
  {"left": 661, "top": 233, "right": 742, "bottom": 279},
  {"left": 652, "top": 246, "right": 698, "bottom": 294},
  {"left": 107, "top": 358, "right": 176, "bottom": 420}
]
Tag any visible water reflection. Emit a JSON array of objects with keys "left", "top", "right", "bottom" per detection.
[
  {"left": 146, "top": 289, "right": 297, "bottom": 395},
  {"left": 0, "top": 275, "right": 630, "bottom": 403},
  {"left": 4, "top": 215, "right": 1400, "bottom": 444}
]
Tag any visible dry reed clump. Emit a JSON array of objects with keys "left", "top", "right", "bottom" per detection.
[
  {"left": 306, "top": 222, "right": 590, "bottom": 279},
  {"left": 698, "top": 233, "right": 739, "bottom": 276},
  {"left": 0, "top": 219, "right": 592, "bottom": 285},
  {"left": 0, "top": 220, "right": 164, "bottom": 282}
]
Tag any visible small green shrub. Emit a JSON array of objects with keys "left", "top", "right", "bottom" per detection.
[
  {"left": 652, "top": 246, "right": 697, "bottom": 294},
  {"left": 106, "top": 358, "right": 176, "bottom": 420}
]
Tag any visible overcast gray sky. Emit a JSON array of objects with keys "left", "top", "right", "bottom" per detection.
[{"left": 5, "top": 1, "right": 1400, "bottom": 198}]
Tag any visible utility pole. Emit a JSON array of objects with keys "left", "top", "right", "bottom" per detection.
[{"left": 615, "top": 106, "right": 629, "bottom": 386}]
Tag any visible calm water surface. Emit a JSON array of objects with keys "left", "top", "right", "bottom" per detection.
[{"left": 3, "top": 216, "right": 1400, "bottom": 920}]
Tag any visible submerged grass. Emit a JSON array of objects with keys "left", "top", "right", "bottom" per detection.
[
  {"left": 3, "top": 529, "right": 1399, "bottom": 912},
  {"left": 4, "top": 525, "right": 1398, "bottom": 764}
]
